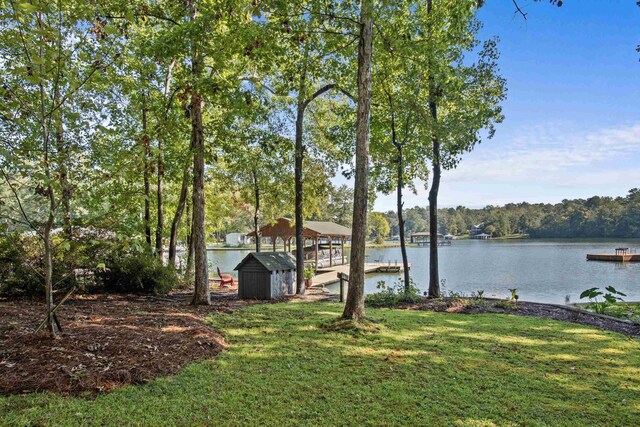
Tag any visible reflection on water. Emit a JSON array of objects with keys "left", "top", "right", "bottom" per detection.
[
  {"left": 200, "top": 240, "right": 639, "bottom": 304},
  {"left": 206, "top": 249, "right": 252, "bottom": 277}
]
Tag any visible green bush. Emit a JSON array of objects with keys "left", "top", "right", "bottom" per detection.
[
  {"left": 495, "top": 300, "right": 517, "bottom": 310},
  {"left": 96, "top": 252, "right": 178, "bottom": 294},
  {"left": 587, "top": 302, "right": 640, "bottom": 321},
  {"left": 373, "top": 236, "right": 385, "bottom": 245},
  {"left": 0, "top": 233, "right": 71, "bottom": 296},
  {"left": 580, "top": 286, "right": 626, "bottom": 314},
  {"left": 0, "top": 231, "right": 177, "bottom": 296},
  {"left": 365, "top": 279, "right": 422, "bottom": 308},
  {"left": 0, "top": 233, "right": 42, "bottom": 296}
]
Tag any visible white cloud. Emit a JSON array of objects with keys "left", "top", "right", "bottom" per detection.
[
  {"left": 446, "top": 122, "right": 640, "bottom": 183},
  {"left": 371, "top": 122, "right": 640, "bottom": 210}
]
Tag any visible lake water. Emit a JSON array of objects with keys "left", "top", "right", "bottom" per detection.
[{"left": 206, "top": 239, "right": 640, "bottom": 304}]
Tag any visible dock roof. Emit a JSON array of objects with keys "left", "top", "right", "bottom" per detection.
[{"left": 246, "top": 218, "right": 351, "bottom": 239}]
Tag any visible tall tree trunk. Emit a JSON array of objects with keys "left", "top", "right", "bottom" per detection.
[
  {"left": 389, "top": 97, "right": 410, "bottom": 291},
  {"left": 57, "top": 131, "right": 71, "bottom": 240},
  {"left": 190, "top": 94, "right": 209, "bottom": 304},
  {"left": 53, "top": 69, "right": 73, "bottom": 290},
  {"left": 343, "top": 0, "right": 373, "bottom": 321},
  {"left": 42, "top": 130, "right": 57, "bottom": 337},
  {"left": 185, "top": 201, "right": 194, "bottom": 278},
  {"left": 37, "top": 21, "right": 58, "bottom": 337},
  {"left": 292, "top": 77, "right": 336, "bottom": 293},
  {"left": 156, "top": 139, "right": 164, "bottom": 258},
  {"left": 426, "top": 0, "right": 441, "bottom": 299},
  {"left": 43, "top": 207, "right": 57, "bottom": 338},
  {"left": 156, "top": 59, "right": 175, "bottom": 260},
  {"left": 253, "top": 169, "right": 261, "bottom": 252},
  {"left": 142, "top": 105, "right": 152, "bottom": 247},
  {"left": 396, "top": 148, "right": 410, "bottom": 291},
  {"left": 189, "top": 0, "right": 209, "bottom": 305},
  {"left": 168, "top": 162, "right": 190, "bottom": 267},
  {"left": 53, "top": 89, "right": 71, "bottom": 241},
  {"left": 428, "top": 99, "right": 441, "bottom": 298},
  {"left": 295, "top": 87, "right": 306, "bottom": 294}
]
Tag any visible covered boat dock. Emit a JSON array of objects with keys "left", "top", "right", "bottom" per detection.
[{"left": 246, "top": 218, "right": 352, "bottom": 268}]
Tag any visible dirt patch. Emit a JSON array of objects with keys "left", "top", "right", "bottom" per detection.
[
  {"left": 406, "top": 298, "right": 640, "bottom": 338},
  {"left": 0, "top": 289, "right": 264, "bottom": 396}
]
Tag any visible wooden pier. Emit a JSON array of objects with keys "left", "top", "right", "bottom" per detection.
[
  {"left": 588, "top": 247, "right": 639, "bottom": 263},
  {"left": 311, "top": 262, "right": 410, "bottom": 288},
  {"left": 587, "top": 254, "right": 640, "bottom": 263}
]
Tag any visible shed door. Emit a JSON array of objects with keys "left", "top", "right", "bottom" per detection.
[{"left": 240, "top": 270, "right": 272, "bottom": 299}]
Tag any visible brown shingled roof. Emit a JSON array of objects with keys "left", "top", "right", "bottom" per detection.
[{"left": 246, "top": 218, "right": 351, "bottom": 238}]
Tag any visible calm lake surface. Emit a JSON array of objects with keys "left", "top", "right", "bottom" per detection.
[{"left": 206, "top": 239, "right": 640, "bottom": 304}]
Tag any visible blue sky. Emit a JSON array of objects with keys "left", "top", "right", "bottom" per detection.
[{"left": 368, "top": 0, "right": 640, "bottom": 211}]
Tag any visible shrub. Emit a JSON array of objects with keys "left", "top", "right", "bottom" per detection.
[
  {"left": 304, "top": 266, "right": 314, "bottom": 280},
  {"left": 0, "top": 233, "right": 70, "bottom": 296},
  {"left": 96, "top": 252, "right": 178, "bottom": 294},
  {"left": 0, "top": 230, "right": 177, "bottom": 296},
  {"left": 373, "top": 236, "right": 385, "bottom": 245},
  {"left": 0, "top": 233, "right": 41, "bottom": 296},
  {"left": 444, "top": 290, "right": 467, "bottom": 300},
  {"left": 508, "top": 288, "right": 519, "bottom": 304},
  {"left": 365, "top": 280, "right": 422, "bottom": 308},
  {"left": 467, "top": 298, "right": 491, "bottom": 310},
  {"left": 580, "top": 286, "right": 626, "bottom": 314},
  {"left": 471, "top": 290, "right": 485, "bottom": 299},
  {"left": 495, "top": 300, "right": 517, "bottom": 310}
]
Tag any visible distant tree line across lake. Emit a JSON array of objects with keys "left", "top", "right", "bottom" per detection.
[{"left": 379, "top": 188, "right": 640, "bottom": 239}]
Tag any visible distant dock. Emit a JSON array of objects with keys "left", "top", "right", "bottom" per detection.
[
  {"left": 587, "top": 254, "right": 640, "bottom": 263},
  {"left": 587, "top": 247, "right": 640, "bottom": 262},
  {"left": 416, "top": 240, "right": 452, "bottom": 247}
]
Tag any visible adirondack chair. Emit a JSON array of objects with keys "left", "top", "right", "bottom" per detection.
[{"left": 217, "top": 267, "right": 236, "bottom": 287}]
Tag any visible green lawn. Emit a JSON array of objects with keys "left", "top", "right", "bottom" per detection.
[{"left": 1, "top": 302, "right": 639, "bottom": 426}]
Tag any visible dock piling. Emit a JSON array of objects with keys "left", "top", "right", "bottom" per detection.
[{"left": 338, "top": 272, "right": 349, "bottom": 302}]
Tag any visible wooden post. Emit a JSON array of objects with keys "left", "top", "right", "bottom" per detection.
[
  {"left": 273, "top": 236, "right": 276, "bottom": 252},
  {"left": 329, "top": 235, "right": 333, "bottom": 267},
  {"left": 341, "top": 237, "right": 345, "bottom": 265},
  {"left": 338, "top": 272, "right": 349, "bottom": 303},
  {"left": 314, "top": 236, "right": 318, "bottom": 268}
]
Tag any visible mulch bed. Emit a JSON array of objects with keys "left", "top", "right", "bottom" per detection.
[
  {"left": 0, "top": 289, "right": 264, "bottom": 396},
  {"left": 405, "top": 298, "right": 640, "bottom": 338}
]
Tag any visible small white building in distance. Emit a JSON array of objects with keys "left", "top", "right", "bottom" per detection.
[{"left": 225, "top": 232, "right": 247, "bottom": 247}]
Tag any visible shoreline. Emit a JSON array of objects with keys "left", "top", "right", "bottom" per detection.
[{"left": 192, "top": 235, "right": 640, "bottom": 252}]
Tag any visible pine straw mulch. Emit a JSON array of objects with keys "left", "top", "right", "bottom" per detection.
[
  {"left": 403, "top": 297, "right": 640, "bottom": 338},
  {"left": 0, "top": 289, "right": 272, "bottom": 396}
]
